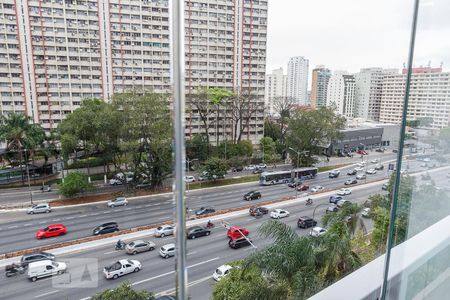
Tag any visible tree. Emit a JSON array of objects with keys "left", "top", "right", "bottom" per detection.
[
  {"left": 272, "top": 96, "right": 296, "bottom": 159},
  {"left": 186, "top": 134, "right": 209, "bottom": 162},
  {"left": 58, "top": 172, "right": 93, "bottom": 198},
  {"left": 209, "top": 88, "right": 233, "bottom": 145},
  {"left": 260, "top": 137, "right": 280, "bottom": 162},
  {"left": 201, "top": 157, "right": 228, "bottom": 180},
  {"left": 91, "top": 282, "right": 154, "bottom": 300},
  {"left": 230, "top": 93, "right": 263, "bottom": 143}
]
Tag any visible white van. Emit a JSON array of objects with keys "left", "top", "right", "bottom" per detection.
[{"left": 27, "top": 260, "right": 67, "bottom": 282}]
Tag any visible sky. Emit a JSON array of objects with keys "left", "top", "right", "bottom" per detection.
[{"left": 265, "top": 0, "right": 450, "bottom": 74}]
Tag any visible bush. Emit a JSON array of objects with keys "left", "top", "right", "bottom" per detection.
[
  {"left": 68, "top": 156, "right": 111, "bottom": 169},
  {"left": 58, "top": 172, "right": 94, "bottom": 198},
  {"left": 91, "top": 283, "right": 154, "bottom": 300}
]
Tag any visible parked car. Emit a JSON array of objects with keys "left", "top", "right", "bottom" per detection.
[
  {"left": 249, "top": 206, "right": 269, "bottom": 216},
  {"left": 244, "top": 165, "right": 256, "bottom": 170},
  {"left": 195, "top": 207, "right": 216, "bottom": 215},
  {"left": 187, "top": 226, "right": 211, "bottom": 239},
  {"left": 107, "top": 197, "right": 128, "bottom": 207},
  {"left": 337, "top": 199, "right": 351, "bottom": 208},
  {"left": 27, "top": 203, "right": 52, "bottom": 214},
  {"left": 296, "top": 184, "right": 309, "bottom": 191},
  {"left": 309, "top": 227, "right": 327, "bottom": 237},
  {"left": 184, "top": 175, "right": 196, "bottom": 183},
  {"left": 125, "top": 240, "right": 156, "bottom": 255},
  {"left": 328, "top": 170, "right": 340, "bottom": 178},
  {"left": 252, "top": 168, "right": 264, "bottom": 174},
  {"left": 258, "top": 163, "right": 267, "bottom": 169},
  {"left": 103, "top": 259, "right": 141, "bottom": 279},
  {"left": 109, "top": 172, "right": 133, "bottom": 185},
  {"left": 270, "top": 209, "right": 290, "bottom": 219},
  {"left": 356, "top": 174, "right": 366, "bottom": 180},
  {"left": 366, "top": 169, "right": 377, "bottom": 175},
  {"left": 227, "top": 226, "right": 249, "bottom": 239},
  {"left": 361, "top": 208, "right": 371, "bottom": 218},
  {"left": 198, "top": 172, "right": 209, "bottom": 181},
  {"left": 288, "top": 179, "right": 303, "bottom": 188},
  {"left": 382, "top": 183, "right": 389, "bottom": 190},
  {"left": 310, "top": 186, "right": 324, "bottom": 193},
  {"left": 329, "top": 195, "right": 344, "bottom": 204},
  {"left": 159, "top": 244, "right": 175, "bottom": 258},
  {"left": 337, "top": 188, "right": 351, "bottom": 196},
  {"left": 347, "top": 169, "right": 357, "bottom": 176},
  {"left": 375, "top": 164, "right": 384, "bottom": 170},
  {"left": 297, "top": 217, "right": 317, "bottom": 229},
  {"left": 345, "top": 179, "right": 358, "bottom": 185},
  {"left": 21, "top": 252, "right": 55, "bottom": 268},
  {"left": 228, "top": 237, "right": 252, "bottom": 249},
  {"left": 93, "top": 222, "right": 119, "bottom": 235},
  {"left": 232, "top": 166, "right": 244, "bottom": 172},
  {"left": 36, "top": 224, "right": 67, "bottom": 239},
  {"left": 155, "top": 225, "right": 175, "bottom": 237},
  {"left": 326, "top": 205, "right": 338, "bottom": 213},
  {"left": 213, "top": 264, "right": 233, "bottom": 281},
  {"left": 243, "top": 191, "right": 262, "bottom": 201},
  {"left": 27, "top": 260, "right": 66, "bottom": 282}
]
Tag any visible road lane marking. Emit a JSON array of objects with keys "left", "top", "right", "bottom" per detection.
[
  {"left": 79, "top": 215, "right": 87, "bottom": 218},
  {"left": 187, "top": 257, "right": 220, "bottom": 269},
  {"left": 35, "top": 290, "right": 60, "bottom": 298},
  {"left": 66, "top": 216, "right": 75, "bottom": 219},
  {"left": 187, "top": 251, "right": 197, "bottom": 256},
  {"left": 7, "top": 225, "right": 18, "bottom": 229},
  {"left": 103, "top": 250, "right": 117, "bottom": 255},
  {"left": 23, "top": 223, "right": 32, "bottom": 226},
  {"left": 156, "top": 275, "right": 211, "bottom": 297},
  {"left": 53, "top": 219, "right": 61, "bottom": 222}
]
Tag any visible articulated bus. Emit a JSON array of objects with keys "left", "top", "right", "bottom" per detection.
[{"left": 259, "top": 167, "right": 318, "bottom": 186}]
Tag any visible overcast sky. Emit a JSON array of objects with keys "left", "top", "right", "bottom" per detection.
[{"left": 266, "top": 0, "right": 450, "bottom": 74}]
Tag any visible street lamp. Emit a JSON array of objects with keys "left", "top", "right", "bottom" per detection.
[{"left": 288, "top": 147, "right": 309, "bottom": 170}]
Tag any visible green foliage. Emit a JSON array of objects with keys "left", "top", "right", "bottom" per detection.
[
  {"left": 237, "top": 140, "right": 253, "bottom": 157},
  {"left": 260, "top": 137, "right": 281, "bottom": 162},
  {"left": 186, "top": 135, "right": 209, "bottom": 161},
  {"left": 67, "top": 156, "right": 111, "bottom": 169},
  {"left": 91, "top": 282, "right": 154, "bottom": 300},
  {"left": 201, "top": 157, "right": 228, "bottom": 180},
  {"left": 264, "top": 118, "right": 282, "bottom": 142},
  {"left": 58, "top": 172, "right": 93, "bottom": 198}
]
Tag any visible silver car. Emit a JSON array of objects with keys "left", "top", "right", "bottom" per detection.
[
  {"left": 107, "top": 197, "right": 128, "bottom": 207},
  {"left": 159, "top": 243, "right": 175, "bottom": 258},
  {"left": 125, "top": 240, "right": 156, "bottom": 255},
  {"left": 155, "top": 225, "right": 175, "bottom": 237},
  {"left": 27, "top": 203, "right": 51, "bottom": 214}
]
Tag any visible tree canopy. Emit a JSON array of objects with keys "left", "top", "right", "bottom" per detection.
[{"left": 91, "top": 282, "right": 154, "bottom": 300}]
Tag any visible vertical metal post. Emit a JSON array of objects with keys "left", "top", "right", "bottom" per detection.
[
  {"left": 171, "top": 0, "right": 188, "bottom": 299},
  {"left": 380, "top": 0, "right": 420, "bottom": 298},
  {"left": 24, "top": 149, "right": 33, "bottom": 205}
]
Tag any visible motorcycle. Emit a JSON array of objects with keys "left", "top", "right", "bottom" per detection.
[
  {"left": 306, "top": 198, "right": 313, "bottom": 206},
  {"left": 5, "top": 263, "right": 25, "bottom": 278},
  {"left": 115, "top": 240, "right": 126, "bottom": 250},
  {"left": 206, "top": 221, "right": 215, "bottom": 229}
]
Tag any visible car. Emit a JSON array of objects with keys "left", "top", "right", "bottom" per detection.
[
  {"left": 366, "top": 169, "right": 377, "bottom": 175},
  {"left": 187, "top": 226, "right": 211, "bottom": 239},
  {"left": 257, "top": 163, "right": 267, "bottom": 169},
  {"left": 296, "top": 184, "right": 309, "bottom": 191},
  {"left": 329, "top": 195, "right": 344, "bottom": 204},
  {"left": 375, "top": 148, "right": 385, "bottom": 153},
  {"left": 375, "top": 164, "right": 384, "bottom": 170},
  {"left": 184, "top": 175, "right": 196, "bottom": 183},
  {"left": 370, "top": 159, "right": 379, "bottom": 164},
  {"left": 347, "top": 169, "right": 357, "bottom": 176},
  {"left": 103, "top": 259, "right": 141, "bottom": 279},
  {"left": 337, "top": 188, "right": 351, "bottom": 196},
  {"left": 356, "top": 150, "right": 367, "bottom": 155},
  {"left": 355, "top": 166, "right": 364, "bottom": 172},
  {"left": 326, "top": 205, "right": 338, "bottom": 213},
  {"left": 228, "top": 237, "right": 252, "bottom": 249},
  {"left": 356, "top": 162, "right": 366, "bottom": 167},
  {"left": 337, "top": 199, "right": 351, "bottom": 208},
  {"left": 310, "top": 186, "right": 324, "bottom": 193},
  {"left": 345, "top": 179, "right": 358, "bottom": 185},
  {"left": 27, "top": 203, "right": 52, "bottom": 214},
  {"left": 243, "top": 191, "right": 262, "bottom": 201},
  {"left": 36, "top": 224, "right": 67, "bottom": 239},
  {"left": 297, "top": 217, "right": 317, "bottom": 229},
  {"left": 125, "top": 240, "right": 156, "bottom": 255},
  {"left": 109, "top": 172, "right": 133, "bottom": 185},
  {"left": 213, "top": 264, "right": 233, "bottom": 281},
  {"left": 232, "top": 166, "right": 244, "bottom": 172},
  {"left": 328, "top": 170, "right": 340, "bottom": 178},
  {"left": 252, "top": 168, "right": 264, "bottom": 174},
  {"left": 249, "top": 206, "right": 269, "bottom": 216},
  {"left": 382, "top": 183, "right": 389, "bottom": 190},
  {"left": 356, "top": 174, "right": 366, "bottom": 180},
  {"left": 227, "top": 226, "right": 249, "bottom": 239},
  {"left": 245, "top": 165, "right": 256, "bottom": 170},
  {"left": 159, "top": 243, "right": 175, "bottom": 258},
  {"left": 309, "top": 227, "right": 327, "bottom": 237},
  {"left": 361, "top": 208, "right": 371, "bottom": 218},
  {"left": 155, "top": 225, "right": 175, "bottom": 237},
  {"left": 288, "top": 179, "right": 303, "bottom": 188},
  {"left": 107, "top": 197, "right": 128, "bottom": 207},
  {"left": 27, "top": 260, "right": 67, "bottom": 282},
  {"left": 195, "top": 207, "right": 216, "bottom": 215},
  {"left": 93, "top": 222, "right": 119, "bottom": 235},
  {"left": 270, "top": 209, "right": 289, "bottom": 219},
  {"left": 198, "top": 172, "right": 209, "bottom": 181},
  {"left": 21, "top": 252, "right": 55, "bottom": 268}
]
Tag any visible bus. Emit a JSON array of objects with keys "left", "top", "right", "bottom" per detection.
[{"left": 259, "top": 167, "right": 318, "bottom": 186}]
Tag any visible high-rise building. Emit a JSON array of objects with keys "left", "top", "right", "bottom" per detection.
[
  {"left": 310, "top": 65, "right": 331, "bottom": 109},
  {"left": 287, "top": 56, "right": 309, "bottom": 106},
  {"left": 380, "top": 67, "right": 450, "bottom": 129},
  {"left": 326, "top": 72, "right": 356, "bottom": 118},
  {"left": 264, "top": 67, "right": 287, "bottom": 115},
  {"left": 0, "top": 0, "right": 267, "bottom": 143}
]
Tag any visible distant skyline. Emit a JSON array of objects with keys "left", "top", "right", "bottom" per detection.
[{"left": 266, "top": 0, "right": 450, "bottom": 73}]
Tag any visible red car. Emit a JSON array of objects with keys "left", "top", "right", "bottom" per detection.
[
  {"left": 36, "top": 224, "right": 67, "bottom": 239},
  {"left": 227, "top": 226, "right": 249, "bottom": 239},
  {"left": 356, "top": 150, "right": 367, "bottom": 155},
  {"left": 296, "top": 184, "right": 309, "bottom": 191}
]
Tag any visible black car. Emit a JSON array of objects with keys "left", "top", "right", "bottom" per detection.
[
  {"left": 243, "top": 191, "right": 262, "bottom": 201},
  {"left": 249, "top": 206, "right": 269, "bottom": 216},
  {"left": 195, "top": 207, "right": 216, "bottom": 215},
  {"left": 187, "top": 226, "right": 211, "bottom": 239},
  {"left": 232, "top": 166, "right": 243, "bottom": 172},
  {"left": 93, "top": 222, "right": 119, "bottom": 235},
  {"left": 20, "top": 252, "right": 55, "bottom": 267},
  {"left": 288, "top": 179, "right": 302, "bottom": 188},
  {"left": 229, "top": 237, "right": 252, "bottom": 249},
  {"left": 297, "top": 217, "right": 317, "bottom": 229},
  {"left": 347, "top": 169, "right": 357, "bottom": 176}
]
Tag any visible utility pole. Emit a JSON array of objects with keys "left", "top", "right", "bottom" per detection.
[{"left": 24, "top": 149, "right": 33, "bottom": 205}]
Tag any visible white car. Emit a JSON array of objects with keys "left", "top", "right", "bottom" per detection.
[
  {"left": 213, "top": 264, "right": 233, "bottom": 281},
  {"left": 361, "top": 207, "right": 371, "bottom": 218},
  {"left": 354, "top": 166, "right": 364, "bottom": 172},
  {"left": 184, "top": 175, "right": 196, "bottom": 183},
  {"left": 27, "top": 260, "right": 67, "bottom": 282},
  {"left": 270, "top": 209, "right": 290, "bottom": 219},
  {"left": 370, "top": 159, "right": 379, "bottom": 164},
  {"left": 366, "top": 169, "right": 377, "bottom": 175},
  {"left": 27, "top": 203, "right": 52, "bottom": 214},
  {"left": 337, "top": 199, "right": 351, "bottom": 208},
  {"left": 109, "top": 172, "right": 133, "bottom": 185},
  {"left": 245, "top": 165, "right": 256, "bottom": 170},
  {"left": 309, "top": 227, "right": 327, "bottom": 237},
  {"left": 159, "top": 243, "right": 175, "bottom": 258},
  {"left": 310, "top": 186, "right": 324, "bottom": 193},
  {"left": 337, "top": 188, "right": 351, "bottom": 196},
  {"left": 257, "top": 163, "right": 267, "bottom": 169},
  {"left": 356, "top": 174, "right": 366, "bottom": 180},
  {"left": 107, "top": 197, "right": 128, "bottom": 207},
  {"left": 155, "top": 225, "right": 175, "bottom": 237},
  {"left": 103, "top": 259, "right": 141, "bottom": 279},
  {"left": 356, "top": 162, "right": 366, "bottom": 167}
]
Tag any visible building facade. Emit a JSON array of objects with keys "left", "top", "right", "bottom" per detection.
[
  {"left": 264, "top": 67, "right": 287, "bottom": 115},
  {"left": 0, "top": 0, "right": 267, "bottom": 143},
  {"left": 380, "top": 67, "right": 450, "bottom": 129},
  {"left": 310, "top": 65, "right": 331, "bottom": 109},
  {"left": 326, "top": 72, "right": 356, "bottom": 118},
  {"left": 354, "top": 68, "right": 383, "bottom": 121},
  {"left": 287, "top": 56, "right": 309, "bottom": 106}
]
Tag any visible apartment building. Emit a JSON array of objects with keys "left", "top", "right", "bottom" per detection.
[
  {"left": 380, "top": 67, "right": 450, "bottom": 129},
  {"left": 310, "top": 65, "right": 331, "bottom": 109},
  {"left": 287, "top": 56, "right": 309, "bottom": 106},
  {"left": 264, "top": 67, "right": 287, "bottom": 115},
  {"left": 326, "top": 72, "right": 356, "bottom": 118},
  {"left": 0, "top": 0, "right": 267, "bottom": 143}
]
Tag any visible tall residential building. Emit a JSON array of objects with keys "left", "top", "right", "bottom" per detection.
[
  {"left": 380, "top": 67, "right": 450, "bottom": 129},
  {"left": 354, "top": 68, "right": 383, "bottom": 120},
  {"left": 0, "top": 0, "right": 267, "bottom": 143},
  {"left": 310, "top": 65, "right": 331, "bottom": 109},
  {"left": 326, "top": 72, "right": 356, "bottom": 118},
  {"left": 264, "top": 67, "right": 287, "bottom": 115},
  {"left": 287, "top": 56, "right": 309, "bottom": 106}
]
